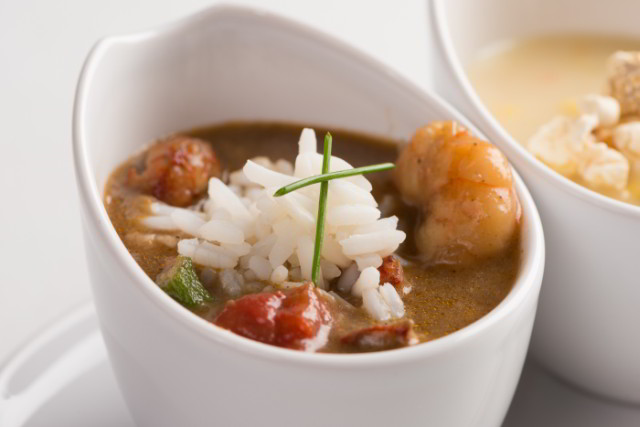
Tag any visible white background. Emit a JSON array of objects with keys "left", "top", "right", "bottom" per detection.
[{"left": 0, "top": 0, "right": 431, "bottom": 363}]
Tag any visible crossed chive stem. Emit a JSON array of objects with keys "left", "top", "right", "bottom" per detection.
[{"left": 273, "top": 132, "right": 396, "bottom": 286}]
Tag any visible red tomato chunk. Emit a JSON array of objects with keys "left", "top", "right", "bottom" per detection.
[
  {"left": 215, "top": 284, "right": 332, "bottom": 351},
  {"left": 341, "top": 320, "right": 417, "bottom": 352}
]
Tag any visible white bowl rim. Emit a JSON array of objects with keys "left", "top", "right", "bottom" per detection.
[
  {"left": 431, "top": 0, "right": 640, "bottom": 219},
  {"left": 72, "top": 3, "right": 544, "bottom": 368}
]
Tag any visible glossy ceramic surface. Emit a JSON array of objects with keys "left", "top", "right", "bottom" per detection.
[
  {"left": 6, "top": 304, "right": 640, "bottom": 427},
  {"left": 431, "top": 0, "right": 640, "bottom": 404},
  {"left": 73, "top": 5, "right": 544, "bottom": 426}
]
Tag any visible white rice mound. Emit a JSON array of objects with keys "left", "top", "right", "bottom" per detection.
[{"left": 143, "top": 128, "right": 407, "bottom": 321}]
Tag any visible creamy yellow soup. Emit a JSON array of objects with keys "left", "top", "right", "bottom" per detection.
[{"left": 467, "top": 35, "right": 640, "bottom": 204}]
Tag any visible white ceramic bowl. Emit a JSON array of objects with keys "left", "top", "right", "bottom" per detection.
[
  {"left": 430, "top": 0, "right": 640, "bottom": 404},
  {"left": 72, "top": 5, "right": 544, "bottom": 427}
]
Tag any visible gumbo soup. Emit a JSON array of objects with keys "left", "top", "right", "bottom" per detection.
[{"left": 104, "top": 122, "right": 522, "bottom": 353}]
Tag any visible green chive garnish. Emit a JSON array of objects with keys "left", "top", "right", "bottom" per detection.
[
  {"left": 273, "top": 162, "right": 395, "bottom": 197},
  {"left": 274, "top": 131, "right": 396, "bottom": 287},
  {"left": 311, "top": 133, "right": 332, "bottom": 286}
]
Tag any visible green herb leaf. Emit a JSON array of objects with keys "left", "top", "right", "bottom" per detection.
[
  {"left": 273, "top": 162, "right": 395, "bottom": 197},
  {"left": 156, "top": 256, "right": 212, "bottom": 308},
  {"left": 311, "top": 133, "right": 332, "bottom": 286}
]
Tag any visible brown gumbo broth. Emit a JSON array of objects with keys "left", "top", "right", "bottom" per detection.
[{"left": 104, "top": 122, "right": 521, "bottom": 353}]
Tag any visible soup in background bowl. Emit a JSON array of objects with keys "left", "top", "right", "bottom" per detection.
[
  {"left": 73, "top": 5, "right": 543, "bottom": 427},
  {"left": 467, "top": 35, "right": 640, "bottom": 204},
  {"left": 431, "top": 0, "right": 640, "bottom": 404}
]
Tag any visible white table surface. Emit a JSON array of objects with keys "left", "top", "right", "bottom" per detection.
[{"left": 0, "top": 0, "right": 431, "bottom": 363}]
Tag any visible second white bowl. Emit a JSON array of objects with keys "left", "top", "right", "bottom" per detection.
[{"left": 431, "top": 0, "right": 640, "bottom": 404}]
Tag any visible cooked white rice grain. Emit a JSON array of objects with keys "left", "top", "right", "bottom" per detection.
[
  {"left": 294, "top": 152, "right": 315, "bottom": 178},
  {"left": 272, "top": 218, "right": 298, "bottom": 239},
  {"left": 268, "top": 238, "right": 296, "bottom": 269},
  {"left": 275, "top": 192, "right": 315, "bottom": 230},
  {"left": 252, "top": 234, "right": 277, "bottom": 257},
  {"left": 362, "top": 288, "right": 391, "bottom": 321},
  {"left": 222, "top": 242, "right": 252, "bottom": 257},
  {"left": 320, "top": 259, "right": 341, "bottom": 280},
  {"left": 208, "top": 178, "right": 253, "bottom": 223},
  {"left": 380, "top": 283, "right": 405, "bottom": 318},
  {"left": 270, "top": 265, "right": 288, "bottom": 284},
  {"left": 340, "top": 230, "right": 406, "bottom": 257},
  {"left": 243, "top": 160, "right": 297, "bottom": 188},
  {"left": 351, "top": 266, "right": 380, "bottom": 297},
  {"left": 355, "top": 254, "right": 383, "bottom": 270},
  {"left": 328, "top": 180, "right": 377, "bottom": 207},
  {"left": 197, "top": 219, "right": 244, "bottom": 244},
  {"left": 336, "top": 262, "right": 359, "bottom": 293},
  {"left": 275, "top": 159, "right": 294, "bottom": 175},
  {"left": 326, "top": 205, "right": 380, "bottom": 227},
  {"left": 141, "top": 215, "right": 176, "bottom": 231},
  {"left": 239, "top": 254, "right": 252, "bottom": 269},
  {"left": 148, "top": 202, "right": 174, "bottom": 215},
  {"left": 228, "top": 185, "right": 242, "bottom": 197},
  {"left": 253, "top": 221, "right": 272, "bottom": 241},
  {"left": 296, "top": 235, "right": 314, "bottom": 281},
  {"left": 249, "top": 255, "right": 272, "bottom": 281},
  {"left": 321, "top": 235, "right": 352, "bottom": 268},
  {"left": 209, "top": 208, "right": 232, "bottom": 221},
  {"left": 375, "top": 242, "right": 406, "bottom": 258},
  {"left": 245, "top": 187, "right": 264, "bottom": 202},
  {"left": 195, "top": 242, "right": 238, "bottom": 269},
  {"left": 298, "top": 128, "right": 317, "bottom": 154},
  {"left": 229, "top": 169, "right": 254, "bottom": 187},
  {"left": 201, "top": 240, "right": 238, "bottom": 259},
  {"left": 170, "top": 210, "right": 205, "bottom": 236},
  {"left": 220, "top": 269, "right": 243, "bottom": 297},
  {"left": 240, "top": 197, "right": 253, "bottom": 209},
  {"left": 176, "top": 238, "right": 198, "bottom": 257},
  {"left": 353, "top": 216, "right": 398, "bottom": 234},
  {"left": 255, "top": 193, "right": 285, "bottom": 223},
  {"left": 150, "top": 202, "right": 206, "bottom": 219},
  {"left": 177, "top": 239, "right": 237, "bottom": 269}
]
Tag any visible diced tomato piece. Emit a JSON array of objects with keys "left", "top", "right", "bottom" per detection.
[
  {"left": 340, "top": 320, "right": 417, "bottom": 352},
  {"left": 378, "top": 255, "right": 404, "bottom": 288},
  {"left": 215, "top": 292, "right": 285, "bottom": 344},
  {"left": 215, "top": 284, "right": 332, "bottom": 351}
]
